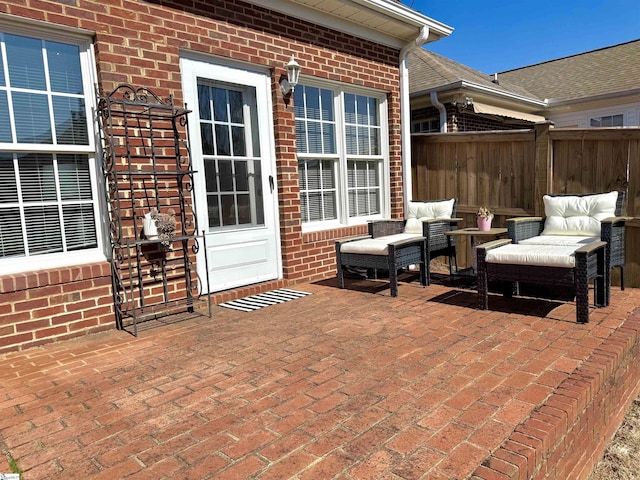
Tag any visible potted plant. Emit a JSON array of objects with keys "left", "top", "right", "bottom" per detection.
[
  {"left": 143, "top": 207, "right": 177, "bottom": 247},
  {"left": 476, "top": 206, "right": 494, "bottom": 231}
]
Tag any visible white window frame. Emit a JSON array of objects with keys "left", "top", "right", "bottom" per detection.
[
  {"left": 296, "top": 78, "right": 390, "bottom": 233},
  {"left": 0, "top": 16, "right": 105, "bottom": 274}
]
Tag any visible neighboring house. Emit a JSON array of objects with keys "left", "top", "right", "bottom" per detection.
[
  {"left": 498, "top": 39, "right": 640, "bottom": 128},
  {"left": 0, "top": 0, "right": 452, "bottom": 351},
  {"left": 410, "top": 39, "right": 640, "bottom": 131},
  {"left": 408, "top": 48, "right": 546, "bottom": 133}
]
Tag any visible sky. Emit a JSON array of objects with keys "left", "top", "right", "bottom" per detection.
[{"left": 400, "top": 0, "right": 640, "bottom": 74}]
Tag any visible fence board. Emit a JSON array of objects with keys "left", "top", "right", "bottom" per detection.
[{"left": 411, "top": 126, "right": 640, "bottom": 285}]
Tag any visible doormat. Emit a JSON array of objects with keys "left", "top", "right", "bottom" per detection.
[{"left": 218, "top": 288, "right": 312, "bottom": 312}]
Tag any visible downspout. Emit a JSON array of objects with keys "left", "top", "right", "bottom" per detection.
[
  {"left": 430, "top": 91, "right": 447, "bottom": 133},
  {"left": 400, "top": 26, "right": 431, "bottom": 212}
]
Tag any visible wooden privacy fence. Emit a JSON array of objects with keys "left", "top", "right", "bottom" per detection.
[{"left": 411, "top": 123, "right": 640, "bottom": 287}]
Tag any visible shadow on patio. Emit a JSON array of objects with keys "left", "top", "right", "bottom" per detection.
[{"left": 1, "top": 276, "right": 639, "bottom": 479}]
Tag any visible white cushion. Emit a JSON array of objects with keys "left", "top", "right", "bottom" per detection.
[
  {"left": 340, "top": 234, "right": 423, "bottom": 255},
  {"left": 519, "top": 235, "right": 599, "bottom": 246},
  {"left": 541, "top": 191, "right": 617, "bottom": 236},
  {"left": 485, "top": 244, "right": 581, "bottom": 268},
  {"left": 404, "top": 199, "right": 455, "bottom": 234}
]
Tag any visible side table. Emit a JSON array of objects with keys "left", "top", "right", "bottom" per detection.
[{"left": 445, "top": 227, "right": 508, "bottom": 275}]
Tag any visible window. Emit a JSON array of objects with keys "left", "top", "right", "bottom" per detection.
[
  {"left": 590, "top": 114, "right": 623, "bottom": 127},
  {"left": 0, "top": 27, "right": 101, "bottom": 270},
  {"left": 411, "top": 117, "right": 440, "bottom": 133},
  {"left": 295, "top": 84, "right": 387, "bottom": 227}
]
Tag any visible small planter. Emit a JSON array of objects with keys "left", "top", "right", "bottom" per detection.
[
  {"left": 143, "top": 208, "right": 176, "bottom": 247},
  {"left": 477, "top": 216, "right": 493, "bottom": 231},
  {"left": 143, "top": 212, "right": 159, "bottom": 239}
]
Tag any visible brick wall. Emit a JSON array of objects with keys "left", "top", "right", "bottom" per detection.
[
  {"left": 0, "top": 0, "right": 404, "bottom": 349},
  {"left": 0, "top": 263, "right": 113, "bottom": 354},
  {"left": 412, "top": 105, "right": 533, "bottom": 132}
]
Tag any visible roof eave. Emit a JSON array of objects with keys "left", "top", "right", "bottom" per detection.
[
  {"left": 546, "top": 88, "right": 640, "bottom": 107},
  {"left": 243, "top": 0, "right": 453, "bottom": 49},
  {"left": 412, "top": 80, "right": 547, "bottom": 108}
]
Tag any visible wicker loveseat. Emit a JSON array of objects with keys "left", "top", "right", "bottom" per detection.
[
  {"left": 335, "top": 198, "right": 460, "bottom": 296},
  {"left": 507, "top": 191, "right": 629, "bottom": 305}
]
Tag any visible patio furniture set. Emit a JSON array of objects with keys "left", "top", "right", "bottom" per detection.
[{"left": 335, "top": 191, "right": 630, "bottom": 323}]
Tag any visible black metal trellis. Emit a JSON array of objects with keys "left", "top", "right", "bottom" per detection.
[{"left": 97, "top": 84, "right": 211, "bottom": 335}]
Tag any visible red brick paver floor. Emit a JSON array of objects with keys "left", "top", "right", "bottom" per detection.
[{"left": 1, "top": 275, "right": 639, "bottom": 479}]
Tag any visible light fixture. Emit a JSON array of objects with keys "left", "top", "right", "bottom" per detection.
[{"left": 279, "top": 55, "right": 301, "bottom": 96}]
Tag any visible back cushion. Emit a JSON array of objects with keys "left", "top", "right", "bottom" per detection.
[
  {"left": 541, "top": 191, "right": 618, "bottom": 236},
  {"left": 404, "top": 198, "right": 455, "bottom": 234}
]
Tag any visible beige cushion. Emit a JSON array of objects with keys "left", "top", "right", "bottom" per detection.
[
  {"left": 340, "top": 234, "right": 423, "bottom": 255},
  {"left": 519, "top": 235, "right": 599, "bottom": 246},
  {"left": 485, "top": 244, "right": 581, "bottom": 268},
  {"left": 404, "top": 199, "right": 455, "bottom": 234},
  {"left": 541, "top": 191, "right": 617, "bottom": 236}
]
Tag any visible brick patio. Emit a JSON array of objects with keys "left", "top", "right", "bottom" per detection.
[{"left": 1, "top": 274, "right": 639, "bottom": 479}]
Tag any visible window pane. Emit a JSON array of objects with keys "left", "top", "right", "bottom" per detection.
[
  {"left": 25, "top": 205, "right": 63, "bottom": 254},
  {"left": 305, "top": 160, "right": 321, "bottom": 189},
  {"left": 220, "top": 194, "right": 235, "bottom": 226},
  {"left": 204, "top": 159, "right": 218, "bottom": 193},
  {"left": 231, "top": 126, "right": 245, "bottom": 156},
  {"left": 613, "top": 115, "right": 623, "bottom": 126},
  {"left": 235, "top": 160, "right": 248, "bottom": 191},
  {"left": 345, "top": 125, "right": 357, "bottom": 155},
  {"left": 356, "top": 96, "right": 368, "bottom": 125},
  {"left": 58, "top": 154, "right": 92, "bottom": 200},
  {"left": 63, "top": 204, "right": 97, "bottom": 250},
  {"left": 307, "top": 122, "right": 323, "bottom": 154},
  {"left": 305, "top": 86, "right": 321, "bottom": 120},
  {"left": 197, "top": 84, "right": 212, "bottom": 120},
  {"left": 229, "top": 90, "right": 243, "bottom": 123},
  {"left": 13, "top": 92, "right": 52, "bottom": 144},
  {"left": 213, "top": 87, "right": 227, "bottom": 122},
  {"left": 6, "top": 34, "right": 46, "bottom": 90},
  {"left": 344, "top": 93, "right": 356, "bottom": 123},
  {"left": 320, "top": 89, "right": 333, "bottom": 121},
  {"left": 295, "top": 119, "right": 307, "bottom": 153},
  {"left": 0, "top": 208, "right": 24, "bottom": 257},
  {"left": 201, "top": 123, "right": 214, "bottom": 155},
  {"left": 0, "top": 91, "right": 11, "bottom": 142},
  {"left": 0, "top": 154, "right": 18, "bottom": 203},
  {"left": 236, "top": 194, "right": 250, "bottom": 224},
  {"left": 218, "top": 159, "right": 233, "bottom": 192},
  {"left": 321, "top": 160, "right": 335, "bottom": 188},
  {"left": 323, "top": 125, "right": 335, "bottom": 154},
  {"left": 52, "top": 96, "right": 88, "bottom": 145},
  {"left": 47, "top": 41, "right": 83, "bottom": 94},
  {"left": 0, "top": 49, "right": 4, "bottom": 86},
  {"left": 323, "top": 192, "right": 336, "bottom": 219},
  {"left": 207, "top": 194, "right": 221, "bottom": 227},
  {"left": 19, "top": 153, "right": 57, "bottom": 202},
  {"left": 215, "top": 124, "right": 230, "bottom": 156}
]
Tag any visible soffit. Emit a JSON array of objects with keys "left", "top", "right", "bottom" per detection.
[{"left": 244, "top": 0, "right": 453, "bottom": 49}]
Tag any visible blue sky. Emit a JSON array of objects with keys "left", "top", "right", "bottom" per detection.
[{"left": 400, "top": 0, "right": 640, "bottom": 74}]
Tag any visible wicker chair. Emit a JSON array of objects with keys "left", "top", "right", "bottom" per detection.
[
  {"left": 335, "top": 199, "right": 461, "bottom": 296},
  {"left": 507, "top": 191, "right": 630, "bottom": 305}
]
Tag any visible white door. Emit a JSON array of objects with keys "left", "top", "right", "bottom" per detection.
[{"left": 181, "top": 57, "right": 281, "bottom": 293}]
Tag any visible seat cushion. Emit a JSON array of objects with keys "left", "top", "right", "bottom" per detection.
[
  {"left": 519, "top": 235, "right": 599, "bottom": 246},
  {"left": 340, "top": 234, "right": 423, "bottom": 255},
  {"left": 541, "top": 191, "right": 618, "bottom": 236},
  {"left": 485, "top": 244, "right": 581, "bottom": 268},
  {"left": 404, "top": 198, "right": 455, "bottom": 234}
]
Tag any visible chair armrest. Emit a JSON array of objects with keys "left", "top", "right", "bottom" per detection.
[
  {"left": 386, "top": 236, "right": 425, "bottom": 248},
  {"left": 575, "top": 240, "right": 606, "bottom": 255},
  {"left": 475, "top": 238, "right": 512, "bottom": 252},
  {"left": 423, "top": 217, "right": 463, "bottom": 224},
  {"left": 601, "top": 216, "right": 633, "bottom": 225},
  {"left": 507, "top": 216, "right": 544, "bottom": 223}
]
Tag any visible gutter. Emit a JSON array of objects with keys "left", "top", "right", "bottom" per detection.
[{"left": 400, "top": 26, "right": 433, "bottom": 211}]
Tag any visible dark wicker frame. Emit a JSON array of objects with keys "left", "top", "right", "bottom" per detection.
[
  {"left": 335, "top": 199, "right": 461, "bottom": 296},
  {"left": 476, "top": 239, "right": 607, "bottom": 324},
  {"left": 507, "top": 191, "right": 629, "bottom": 306}
]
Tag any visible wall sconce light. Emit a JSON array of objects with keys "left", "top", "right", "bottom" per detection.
[{"left": 279, "top": 55, "right": 301, "bottom": 96}]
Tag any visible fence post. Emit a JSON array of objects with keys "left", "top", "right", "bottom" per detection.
[{"left": 534, "top": 122, "right": 553, "bottom": 216}]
